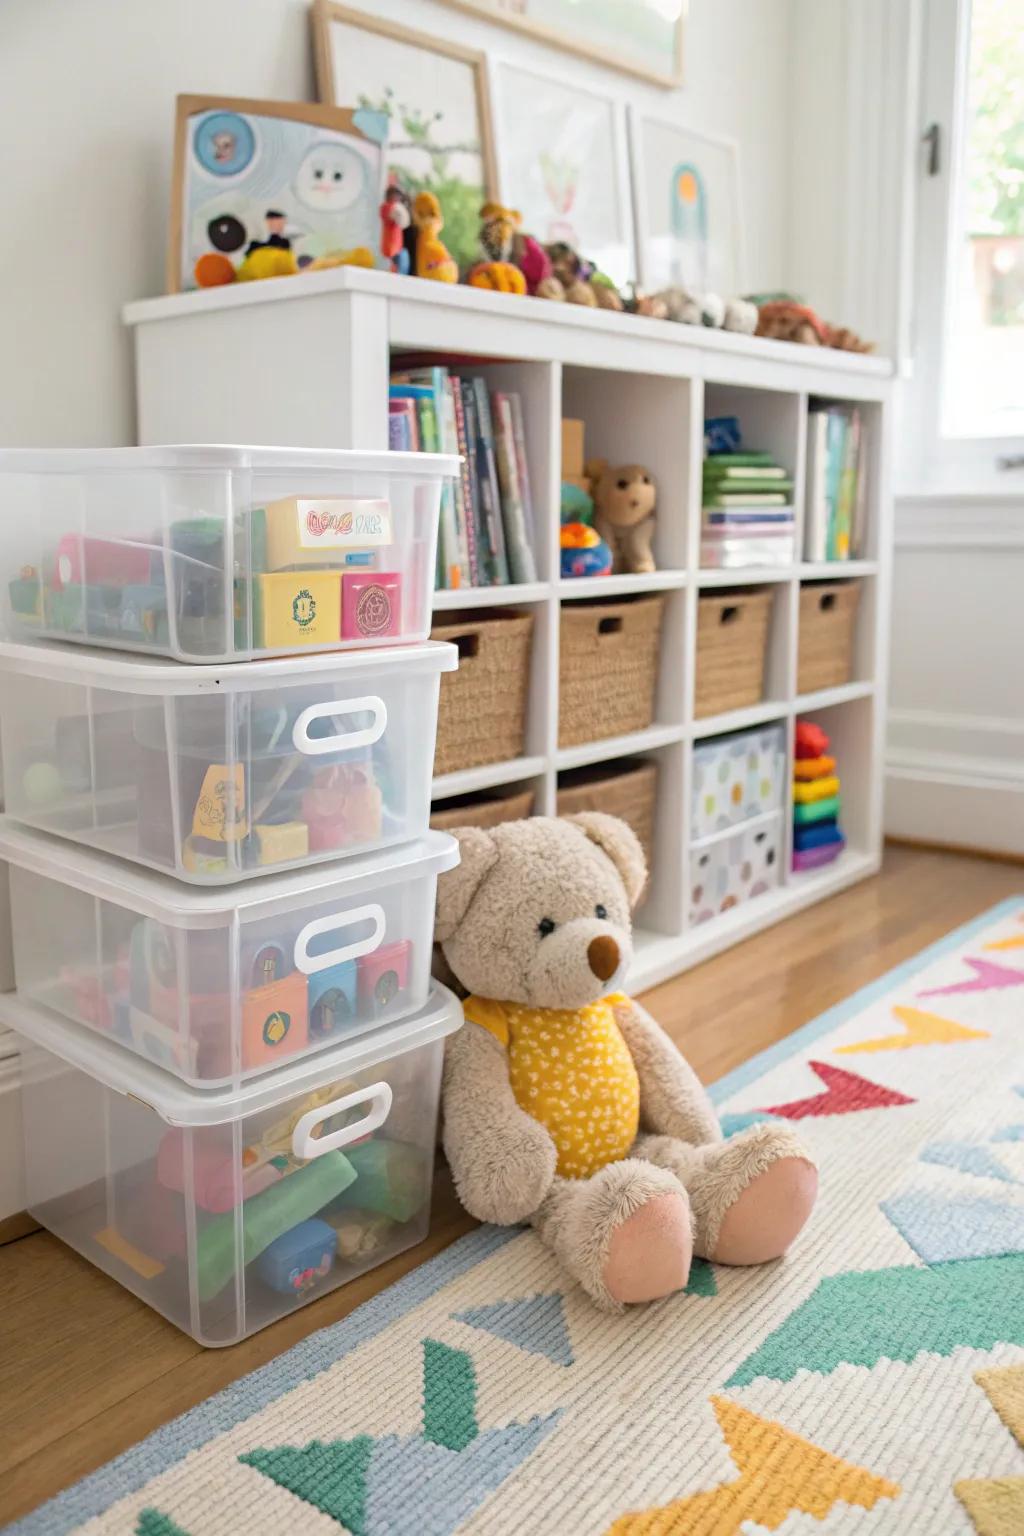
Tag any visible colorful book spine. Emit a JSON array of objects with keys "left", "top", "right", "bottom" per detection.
[
  {"left": 471, "top": 378, "right": 510, "bottom": 585},
  {"left": 834, "top": 408, "right": 860, "bottom": 561},
  {"left": 451, "top": 377, "right": 480, "bottom": 586},
  {"left": 804, "top": 410, "right": 829, "bottom": 562},
  {"left": 824, "top": 410, "right": 848, "bottom": 563},
  {"left": 440, "top": 375, "right": 470, "bottom": 588},
  {"left": 493, "top": 391, "right": 538, "bottom": 584}
]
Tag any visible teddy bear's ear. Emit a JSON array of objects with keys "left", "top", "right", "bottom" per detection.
[
  {"left": 584, "top": 456, "right": 608, "bottom": 489},
  {"left": 434, "top": 827, "right": 500, "bottom": 943},
  {"left": 563, "top": 812, "right": 647, "bottom": 908}
]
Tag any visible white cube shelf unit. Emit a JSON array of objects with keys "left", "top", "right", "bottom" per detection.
[{"left": 125, "top": 268, "right": 893, "bottom": 990}]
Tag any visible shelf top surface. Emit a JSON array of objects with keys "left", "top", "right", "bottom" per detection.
[{"left": 124, "top": 266, "right": 893, "bottom": 383}]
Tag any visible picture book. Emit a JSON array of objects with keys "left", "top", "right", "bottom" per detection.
[
  {"left": 494, "top": 392, "right": 538, "bottom": 584},
  {"left": 470, "top": 378, "right": 511, "bottom": 586}
]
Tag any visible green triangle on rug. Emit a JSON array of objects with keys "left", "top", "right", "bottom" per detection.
[{"left": 135, "top": 1509, "right": 193, "bottom": 1536}]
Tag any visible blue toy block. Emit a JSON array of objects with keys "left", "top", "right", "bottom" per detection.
[
  {"left": 308, "top": 958, "right": 359, "bottom": 1041},
  {"left": 255, "top": 1217, "right": 337, "bottom": 1296}
]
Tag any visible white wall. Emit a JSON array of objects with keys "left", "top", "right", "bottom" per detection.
[
  {"left": 0, "top": 0, "right": 796, "bottom": 452},
  {"left": 886, "top": 496, "right": 1024, "bottom": 856}
]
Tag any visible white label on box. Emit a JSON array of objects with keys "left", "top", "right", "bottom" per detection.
[{"left": 294, "top": 498, "right": 392, "bottom": 548}]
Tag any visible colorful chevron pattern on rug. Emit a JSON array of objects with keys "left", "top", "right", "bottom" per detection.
[{"left": 9, "top": 898, "right": 1024, "bottom": 1536}]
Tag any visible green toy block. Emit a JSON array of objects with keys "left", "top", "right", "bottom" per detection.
[
  {"left": 196, "top": 1149, "right": 357, "bottom": 1302},
  {"left": 330, "top": 1139, "right": 429, "bottom": 1223},
  {"left": 794, "top": 794, "right": 840, "bottom": 825}
]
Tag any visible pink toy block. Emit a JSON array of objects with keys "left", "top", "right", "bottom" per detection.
[{"left": 341, "top": 572, "right": 401, "bottom": 639}]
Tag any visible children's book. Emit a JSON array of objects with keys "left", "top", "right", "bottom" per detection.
[
  {"left": 703, "top": 451, "right": 776, "bottom": 467},
  {"left": 451, "top": 377, "right": 480, "bottom": 586},
  {"left": 387, "top": 396, "right": 419, "bottom": 452},
  {"left": 824, "top": 409, "right": 848, "bottom": 562},
  {"left": 392, "top": 367, "right": 465, "bottom": 588},
  {"left": 493, "top": 391, "right": 538, "bottom": 583},
  {"left": 804, "top": 409, "right": 829, "bottom": 561},
  {"left": 704, "top": 491, "right": 790, "bottom": 508},
  {"left": 704, "top": 509, "right": 794, "bottom": 525},
  {"left": 470, "top": 378, "right": 510, "bottom": 586},
  {"left": 703, "top": 463, "right": 789, "bottom": 481},
  {"left": 832, "top": 407, "right": 860, "bottom": 561}
]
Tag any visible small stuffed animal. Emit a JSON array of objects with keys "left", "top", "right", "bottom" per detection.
[
  {"left": 467, "top": 203, "right": 528, "bottom": 294},
  {"left": 436, "top": 815, "right": 817, "bottom": 1311},
  {"left": 412, "top": 192, "right": 458, "bottom": 283},
  {"left": 586, "top": 458, "right": 657, "bottom": 574},
  {"left": 723, "top": 297, "right": 758, "bottom": 334},
  {"left": 546, "top": 242, "right": 598, "bottom": 306},
  {"left": 512, "top": 230, "right": 564, "bottom": 299}
]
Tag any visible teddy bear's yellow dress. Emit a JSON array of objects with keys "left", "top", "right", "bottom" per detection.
[{"left": 463, "top": 994, "right": 640, "bottom": 1180}]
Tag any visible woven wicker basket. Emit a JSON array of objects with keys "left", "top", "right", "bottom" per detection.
[
  {"left": 431, "top": 609, "right": 534, "bottom": 777},
  {"left": 556, "top": 759, "right": 657, "bottom": 876},
  {"left": 694, "top": 588, "right": 774, "bottom": 719},
  {"left": 430, "top": 786, "right": 535, "bottom": 832},
  {"left": 797, "top": 580, "right": 862, "bottom": 694},
  {"left": 559, "top": 594, "right": 666, "bottom": 748}
]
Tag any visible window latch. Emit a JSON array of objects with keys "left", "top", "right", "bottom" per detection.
[{"left": 922, "top": 122, "right": 941, "bottom": 176}]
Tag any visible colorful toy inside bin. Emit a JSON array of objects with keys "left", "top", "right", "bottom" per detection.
[{"left": 792, "top": 719, "right": 846, "bottom": 871}]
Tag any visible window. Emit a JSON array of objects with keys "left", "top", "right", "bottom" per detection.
[{"left": 902, "top": 0, "right": 1024, "bottom": 490}]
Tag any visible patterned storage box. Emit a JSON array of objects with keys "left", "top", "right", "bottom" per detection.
[
  {"left": 688, "top": 812, "right": 783, "bottom": 927},
  {"left": 691, "top": 723, "right": 786, "bottom": 840}
]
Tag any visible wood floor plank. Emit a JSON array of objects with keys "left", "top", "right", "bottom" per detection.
[{"left": 1, "top": 845, "right": 1021, "bottom": 1526}]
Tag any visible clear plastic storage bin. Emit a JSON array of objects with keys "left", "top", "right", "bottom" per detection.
[
  {"left": 4, "top": 986, "right": 461, "bottom": 1345},
  {"left": 0, "top": 640, "right": 455, "bottom": 882},
  {"left": 0, "top": 445, "right": 456, "bottom": 662},
  {"left": 0, "top": 818, "right": 458, "bottom": 1089}
]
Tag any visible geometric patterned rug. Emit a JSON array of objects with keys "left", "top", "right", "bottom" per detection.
[{"left": 9, "top": 897, "right": 1024, "bottom": 1536}]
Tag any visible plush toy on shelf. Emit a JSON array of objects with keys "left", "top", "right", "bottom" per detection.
[
  {"left": 586, "top": 458, "right": 658, "bottom": 574},
  {"left": 412, "top": 191, "right": 458, "bottom": 283},
  {"left": 467, "top": 203, "right": 528, "bottom": 294},
  {"left": 754, "top": 298, "right": 875, "bottom": 353},
  {"left": 379, "top": 181, "right": 414, "bottom": 275},
  {"left": 511, "top": 228, "right": 565, "bottom": 299},
  {"left": 560, "top": 483, "right": 612, "bottom": 578},
  {"left": 436, "top": 814, "right": 818, "bottom": 1311}
]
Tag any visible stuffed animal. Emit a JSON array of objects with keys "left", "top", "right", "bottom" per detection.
[
  {"left": 412, "top": 192, "right": 458, "bottom": 283},
  {"left": 656, "top": 286, "right": 725, "bottom": 327},
  {"left": 546, "top": 242, "right": 598, "bottom": 306},
  {"left": 755, "top": 299, "right": 875, "bottom": 353},
  {"left": 723, "top": 297, "right": 758, "bottom": 334},
  {"left": 511, "top": 231, "right": 564, "bottom": 299},
  {"left": 436, "top": 815, "right": 817, "bottom": 1311},
  {"left": 586, "top": 458, "right": 658, "bottom": 574},
  {"left": 467, "top": 203, "right": 528, "bottom": 294}
]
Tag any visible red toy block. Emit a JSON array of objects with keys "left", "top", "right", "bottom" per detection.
[{"left": 358, "top": 940, "right": 411, "bottom": 1013}]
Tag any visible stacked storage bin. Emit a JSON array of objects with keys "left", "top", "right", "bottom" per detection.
[{"left": 0, "top": 446, "right": 463, "bottom": 1344}]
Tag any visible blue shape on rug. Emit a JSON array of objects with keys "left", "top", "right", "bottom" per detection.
[
  {"left": 719, "top": 1110, "right": 779, "bottom": 1137},
  {"left": 920, "top": 1142, "right": 1015, "bottom": 1182},
  {"left": 455, "top": 1293, "right": 574, "bottom": 1367},
  {"left": 993, "top": 1125, "right": 1024, "bottom": 1143},
  {"left": 882, "top": 1188, "right": 1024, "bottom": 1263}
]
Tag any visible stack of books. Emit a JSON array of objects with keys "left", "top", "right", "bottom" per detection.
[
  {"left": 804, "top": 404, "right": 865, "bottom": 562},
  {"left": 389, "top": 367, "right": 538, "bottom": 590},
  {"left": 701, "top": 452, "right": 795, "bottom": 569}
]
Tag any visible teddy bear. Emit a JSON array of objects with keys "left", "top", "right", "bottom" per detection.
[
  {"left": 436, "top": 813, "right": 818, "bottom": 1311},
  {"left": 585, "top": 458, "right": 658, "bottom": 574}
]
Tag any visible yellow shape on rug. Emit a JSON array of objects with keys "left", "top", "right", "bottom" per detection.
[
  {"left": 606, "top": 1395, "right": 899, "bottom": 1534},
  {"left": 834, "top": 1004, "right": 989, "bottom": 1054},
  {"left": 955, "top": 1477, "right": 1024, "bottom": 1535},
  {"left": 975, "top": 1363, "right": 1024, "bottom": 1447},
  {"left": 985, "top": 936, "right": 1024, "bottom": 951}
]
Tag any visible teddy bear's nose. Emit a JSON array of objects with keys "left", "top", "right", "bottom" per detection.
[{"left": 588, "top": 934, "right": 620, "bottom": 982}]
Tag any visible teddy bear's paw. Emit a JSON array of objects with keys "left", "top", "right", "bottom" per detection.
[
  {"left": 708, "top": 1155, "right": 818, "bottom": 1266},
  {"left": 604, "top": 1187, "right": 693, "bottom": 1305}
]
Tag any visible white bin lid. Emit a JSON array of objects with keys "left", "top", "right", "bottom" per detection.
[
  {"left": 0, "top": 638, "right": 457, "bottom": 694},
  {"left": 1, "top": 982, "right": 463, "bottom": 1126},
  {"left": 0, "top": 444, "right": 459, "bottom": 478},
  {"left": 0, "top": 819, "right": 460, "bottom": 929}
]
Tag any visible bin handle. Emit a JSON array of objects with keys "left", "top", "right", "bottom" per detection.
[
  {"left": 292, "top": 696, "right": 387, "bottom": 755},
  {"left": 294, "top": 903, "right": 385, "bottom": 974},
  {"left": 720, "top": 605, "right": 740, "bottom": 625},
  {"left": 819, "top": 592, "right": 836, "bottom": 612},
  {"left": 598, "top": 616, "right": 623, "bottom": 635},
  {"left": 291, "top": 1081, "right": 393, "bottom": 1159}
]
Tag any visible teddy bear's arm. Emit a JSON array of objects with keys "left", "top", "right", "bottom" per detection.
[
  {"left": 612, "top": 998, "right": 723, "bottom": 1146},
  {"left": 442, "top": 1021, "right": 559, "bottom": 1225}
]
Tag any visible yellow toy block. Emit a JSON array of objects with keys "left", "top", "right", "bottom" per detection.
[
  {"left": 263, "top": 495, "right": 391, "bottom": 571},
  {"left": 793, "top": 774, "right": 840, "bottom": 804},
  {"left": 253, "top": 570, "right": 341, "bottom": 649},
  {"left": 255, "top": 821, "right": 309, "bottom": 866}
]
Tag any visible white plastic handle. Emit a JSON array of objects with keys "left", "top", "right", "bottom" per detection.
[
  {"left": 291, "top": 696, "right": 387, "bottom": 756},
  {"left": 293, "top": 902, "right": 385, "bottom": 975},
  {"left": 291, "top": 1081, "right": 393, "bottom": 1160}
]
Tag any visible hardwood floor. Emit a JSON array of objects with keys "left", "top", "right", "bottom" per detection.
[{"left": 1, "top": 842, "right": 1020, "bottom": 1526}]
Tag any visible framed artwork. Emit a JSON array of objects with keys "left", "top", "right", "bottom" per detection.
[
  {"left": 169, "top": 95, "right": 387, "bottom": 293},
  {"left": 493, "top": 62, "right": 634, "bottom": 288},
  {"left": 437, "top": 0, "right": 684, "bottom": 88},
  {"left": 312, "top": 1, "right": 496, "bottom": 273},
  {"left": 629, "top": 111, "right": 744, "bottom": 297}
]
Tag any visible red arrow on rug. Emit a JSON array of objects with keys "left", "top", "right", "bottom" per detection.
[
  {"left": 919, "top": 957, "right": 1024, "bottom": 997},
  {"left": 762, "top": 1061, "right": 916, "bottom": 1120}
]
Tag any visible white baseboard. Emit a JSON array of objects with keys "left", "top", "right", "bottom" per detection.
[
  {"left": 885, "top": 748, "right": 1024, "bottom": 857},
  {"left": 0, "top": 1052, "right": 24, "bottom": 1221}
]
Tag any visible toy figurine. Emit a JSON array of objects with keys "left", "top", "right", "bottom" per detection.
[
  {"left": 412, "top": 192, "right": 458, "bottom": 283},
  {"left": 587, "top": 459, "right": 658, "bottom": 575},
  {"left": 237, "top": 209, "right": 300, "bottom": 282},
  {"left": 380, "top": 182, "right": 414, "bottom": 275},
  {"left": 546, "top": 242, "right": 598, "bottom": 306},
  {"left": 754, "top": 298, "right": 875, "bottom": 352},
  {"left": 511, "top": 229, "right": 564, "bottom": 298},
  {"left": 467, "top": 204, "right": 527, "bottom": 294},
  {"left": 559, "top": 481, "right": 611, "bottom": 578}
]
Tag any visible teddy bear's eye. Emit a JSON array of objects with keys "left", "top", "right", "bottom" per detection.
[
  {"left": 537, "top": 917, "right": 556, "bottom": 938},
  {"left": 642, "top": 474, "right": 651, "bottom": 484},
  {"left": 616, "top": 478, "right": 628, "bottom": 490},
  {"left": 595, "top": 904, "right": 608, "bottom": 920}
]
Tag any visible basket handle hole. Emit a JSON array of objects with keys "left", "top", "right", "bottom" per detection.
[
  {"left": 819, "top": 593, "right": 836, "bottom": 612},
  {"left": 598, "top": 616, "right": 623, "bottom": 635},
  {"left": 720, "top": 606, "right": 739, "bottom": 625},
  {"left": 455, "top": 633, "right": 481, "bottom": 660}
]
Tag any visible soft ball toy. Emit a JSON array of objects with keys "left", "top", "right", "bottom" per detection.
[
  {"left": 586, "top": 459, "right": 658, "bottom": 574},
  {"left": 436, "top": 814, "right": 817, "bottom": 1311}
]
